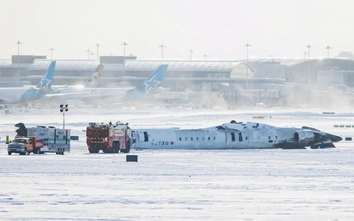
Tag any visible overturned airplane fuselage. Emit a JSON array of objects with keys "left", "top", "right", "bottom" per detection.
[{"left": 131, "top": 121, "right": 342, "bottom": 150}]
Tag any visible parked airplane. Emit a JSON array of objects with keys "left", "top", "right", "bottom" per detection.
[
  {"left": 131, "top": 120, "right": 342, "bottom": 150},
  {"left": 0, "top": 61, "right": 56, "bottom": 104},
  {"left": 47, "top": 64, "right": 168, "bottom": 104},
  {"left": 85, "top": 63, "right": 104, "bottom": 88},
  {"left": 123, "top": 64, "right": 168, "bottom": 100}
]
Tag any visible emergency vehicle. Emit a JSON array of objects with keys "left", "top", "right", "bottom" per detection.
[
  {"left": 86, "top": 121, "right": 132, "bottom": 153},
  {"left": 7, "top": 125, "right": 70, "bottom": 155}
]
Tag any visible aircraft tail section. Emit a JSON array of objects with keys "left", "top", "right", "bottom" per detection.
[
  {"left": 20, "top": 61, "right": 56, "bottom": 103},
  {"left": 142, "top": 64, "right": 168, "bottom": 88},
  {"left": 86, "top": 63, "right": 104, "bottom": 88},
  {"left": 124, "top": 64, "right": 168, "bottom": 100},
  {"left": 36, "top": 61, "right": 56, "bottom": 92}
]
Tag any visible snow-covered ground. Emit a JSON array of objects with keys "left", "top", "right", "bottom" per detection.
[{"left": 1, "top": 106, "right": 354, "bottom": 220}]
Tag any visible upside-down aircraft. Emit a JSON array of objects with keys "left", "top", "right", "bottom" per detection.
[
  {"left": 131, "top": 120, "right": 342, "bottom": 150},
  {"left": 46, "top": 64, "right": 168, "bottom": 104},
  {"left": 0, "top": 61, "right": 56, "bottom": 104}
]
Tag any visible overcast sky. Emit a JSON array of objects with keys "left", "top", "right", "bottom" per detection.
[{"left": 1, "top": 0, "right": 353, "bottom": 60}]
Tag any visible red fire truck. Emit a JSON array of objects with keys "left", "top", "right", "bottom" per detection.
[{"left": 86, "top": 122, "right": 132, "bottom": 153}]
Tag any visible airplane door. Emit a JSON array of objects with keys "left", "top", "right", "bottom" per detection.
[
  {"left": 225, "top": 132, "right": 236, "bottom": 148},
  {"left": 138, "top": 131, "right": 148, "bottom": 142},
  {"left": 131, "top": 131, "right": 136, "bottom": 144}
]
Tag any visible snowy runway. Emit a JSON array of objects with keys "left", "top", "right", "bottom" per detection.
[{"left": 1, "top": 107, "right": 354, "bottom": 220}]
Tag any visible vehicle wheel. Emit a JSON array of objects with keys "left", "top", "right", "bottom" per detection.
[
  {"left": 8, "top": 151, "right": 12, "bottom": 155},
  {"left": 103, "top": 148, "right": 113, "bottom": 153},
  {"left": 33, "top": 148, "right": 40, "bottom": 154},
  {"left": 122, "top": 142, "right": 131, "bottom": 153},
  {"left": 89, "top": 146, "right": 99, "bottom": 153},
  {"left": 113, "top": 141, "right": 120, "bottom": 153},
  {"left": 56, "top": 148, "right": 62, "bottom": 155}
]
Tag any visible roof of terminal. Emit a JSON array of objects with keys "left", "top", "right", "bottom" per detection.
[
  {"left": 2, "top": 58, "right": 352, "bottom": 71},
  {"left": 125, "top": 61, "right": 243, "bottom": 71},
  {"left": 0, "top": 59, "right": 245, "bottom": 71}
]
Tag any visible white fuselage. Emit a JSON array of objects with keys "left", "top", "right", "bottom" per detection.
[
  {"left": 46, "top": 86, "right": 134, "bottom": 103},
  {"left": 0, "top": 87, "right": 33, "bottom": 104},
  {"left": 131, "top": 122, "right": 310, "bottom": 150}
]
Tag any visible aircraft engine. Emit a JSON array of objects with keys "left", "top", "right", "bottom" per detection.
[{"left": 294, "top": 130, "right": 315, "bottom": 143}]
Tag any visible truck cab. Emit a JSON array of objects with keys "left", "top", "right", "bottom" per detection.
[{"left": 7, "top": 137, "right": 34, "bottom": 155}]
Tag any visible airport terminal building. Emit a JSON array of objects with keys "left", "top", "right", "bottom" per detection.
[{"left": 1, "top": 55, "right": 354, "bottom": 106}]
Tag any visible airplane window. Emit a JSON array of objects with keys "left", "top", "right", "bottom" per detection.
[
  {"left": 231, "top": 133, "right": 235, "bottom": 142},
  {"left": 268, "top": 135, "right": 273, "bottom": 143},
  {"left": 213, "top": 137, "right": 215, "bottom": 140},
  {"left": 185, "top": 137, "right": 187, "bottom": 141},
  {"left": 202, "top": 137, "right": 205, "bottom": 141},
  {"left": 179, "top": 137, "right": 182, "bottom": 141},
  {"left": 196, "top": 137, "right": 199, "bottom": 141},
  {"left": 239, "top": 133, "right": 243, "bottom": 142},
  {"left": 191, "top": 137, "right": 193, "bottom": 141},
  {"left": 208, "top": 137, "right": 210, "bottom": 141}
]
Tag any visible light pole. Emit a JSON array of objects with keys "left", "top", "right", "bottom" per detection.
[
  {"left": 269, "top": 54, "right": 273, "bottom": 76},
  {"left": 121, "top": 42, "right": 128, "bottom": 57},
  {"left": 48, "top": 47, "right": 54, "bottom": 59},
  {"left": 306, "top": 44, "right": 311, "bottom": 59},
  {"left": 306, "top": 45, "right": 311, "bottom": 83},
  {"left": 325, "top": 45, "right": 332, "bottom": 71},
  {"left": 159, "top": 44, "right": 166, "bottom": 60},
  {"left": 94, "top": 43, "right": 100, "bottom": 60},
  {"left": 86, "top": 49, "right": 91, "bottom": 59},
  {"left": 121, "top": 42, "right": 128, "bottom": 81},
  {"left": 303, "top": 51, "right": 309, "bottom": 84},
  {"left": 60, "top": 104, "right": 68, "bottom": 129},
  {"left": 15, "top": 41, "right": 22, "bottom": 78},
  {"left": 189, "top": 49, "right": 193, "bottom": 60},
  {"left": 244, "top": 43, "right": 251, "bottom": 90}
]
